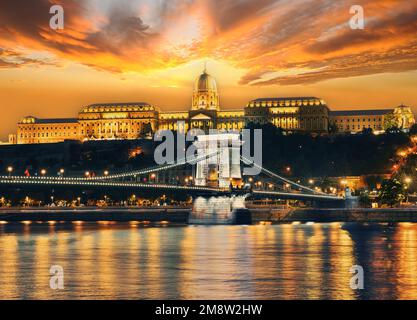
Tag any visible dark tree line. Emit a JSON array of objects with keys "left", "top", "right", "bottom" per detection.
[{"left": 245, "top": 122, "right": 411, "bottom": 178}]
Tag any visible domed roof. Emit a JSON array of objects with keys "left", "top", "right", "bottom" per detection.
[{"left": 194, "top": 71, "right": 217, "bottom": 93}]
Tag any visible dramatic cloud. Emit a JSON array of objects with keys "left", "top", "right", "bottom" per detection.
[
  {"left": 0, "top": 0, "right": 416, "bottom": 84},
  {"left": 0, "top": 48, "right": 58, "bottom": 68}
]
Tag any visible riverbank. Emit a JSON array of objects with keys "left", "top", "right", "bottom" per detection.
[
  {"left": 251, "top": 207, "right": 417, "bottom": 223},
  {"left": 0, "top": 207, "right": 190, "bottom": 224},
  {"left": 2, "top": 206, "right": 417, "bottom": 224}
]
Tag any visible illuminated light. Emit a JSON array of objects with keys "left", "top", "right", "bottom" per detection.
[
  {"left": 405, "top": 177, "right": 412, "bottom": 184},
  {"left": 340, "top": 179, "right": 348, "bottom": 186},
  {"left": 60, "top": 168, "right": 65, "bottom": 174},
  {"left": 7, "top": 166, "right": 13, "bottom": 173},
  {"left": 85, "top": 171, "right": 90, "bottom": 177},
  {"left": 104, "top": 170, "right": 109, "bottom": 176},
  {"left": 73, "top": 221, "right": 83, "bottom": 226},
  {"left": 22, "top": 221, "right": 32, "bottom": 225},
  {"left": 0, "top": 221, "right": 8, "bottom": 225},
  {"left": 97, "top": 221, "right": 112, "bottom": 225},
  {"left": 160, "top": 221, "right": 169, "bottom": 224},
  {"left": 48, "top": 221, "right": 56, "bottom": 225},
  {"left": 308, "top": 179, "right": 314, "bottom": 185},
  {"left": 259, "top": 221, "right": 272, "bottom": 225},
  {"left": 40, "top": 169, "right": 47, "bottom": 176},
  {"left": 398, "top": 151, "right": 407, "bottom": 157},
  {"left": 291, "top": 221, "right": 300, "bottom": 225},
  {"left": 306, "top": 222, "right": 315, "bottom": 225},
  {"left": 285, "top": 166, "right": 291, "bottom": 172}
]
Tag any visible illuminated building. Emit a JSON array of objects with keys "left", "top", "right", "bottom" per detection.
[
  {"left": 329, "top": 105, "right": 415, "bottom": 134},
  {"left": 12, "top": 68, "right": 415, "bottom": 144},
  {"left": 245, "top": 97, "right": 329, "bottom": 132}
]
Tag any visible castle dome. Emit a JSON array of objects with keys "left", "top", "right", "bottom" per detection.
[
  {"left": 194, "top": 70, "right": 217, "bottom": 93},
  {"left": 192, "top": 67, "right": 220, "bottom": 111}
]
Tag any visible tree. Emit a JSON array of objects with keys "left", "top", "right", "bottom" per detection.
[
  {"left": 378, "top": 178, "right": 405, "bottom": 207},
  {"left": 328, "top": 123, "right": 338, "bottom": 134},
  {"left": 409, "top": 124, "right": 417, "bottom": 136},
  {"left": 383, "top": 113, "right": 398, "bottom": 131},
  {"left": 359, "top": 192, "right": 372, "bottom": 208},
  {"left": 360, "top": 127, "right": 373, "bottom": 135}
]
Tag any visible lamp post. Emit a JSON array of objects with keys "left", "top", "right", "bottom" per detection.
[
  {"left": 7, "top": 166, "right": 13, "bottom": 177},
  {"left": 40, "top": 169, "right": 46, "bottom": 176},
  {"left": 59, "top": 168, "right": 65, "bottom": 178}
]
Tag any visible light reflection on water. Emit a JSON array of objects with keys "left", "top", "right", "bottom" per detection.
[{"left": 1, "top": 222, "right": 417, "bottom": 299}]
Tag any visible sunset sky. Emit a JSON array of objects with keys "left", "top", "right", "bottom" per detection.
[{"left": 0, "top": 0, "right": 416, "bottom": 139}]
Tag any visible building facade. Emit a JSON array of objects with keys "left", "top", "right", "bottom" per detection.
[
  {"left": 245, "top": 97, "right": 329, "bottom": 132},
  {"left": 13, "top": 69, "right": 415, "bottom": 144},
  {"left": 329, "top": 105, "right": 415, "bottom": 134}
]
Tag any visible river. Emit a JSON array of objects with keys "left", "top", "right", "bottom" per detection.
[{"left": 0, "top": 222, "right": 416, "bottom": 299}]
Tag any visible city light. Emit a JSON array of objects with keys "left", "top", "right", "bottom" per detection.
[
  {"left": 340, "top": 179, "right": 348, "bottom": 186},
  {"left": 104, "top": 170, "right": 109, "bottom": 176},
  {"left": 308, "top": 179, "right": 314, "bottom": 185},
  {"left": 40, "top": 169, "right": 46, "bottom": 176},
  {"left": 85, "top": 171, "right": 90, "bottom": 177},
  {"left": 405, "top": 177, "right": 412, "bottom": 184}
]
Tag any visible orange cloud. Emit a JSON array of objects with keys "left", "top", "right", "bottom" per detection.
[{"left": 0, "top": 0, "right": 416, "bottom": 84}]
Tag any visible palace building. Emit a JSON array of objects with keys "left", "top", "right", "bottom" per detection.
[
  {"left": 12, "top": 68, "right": 415, "bottom": 144},
  {"left": 329, "top": 105, "right": 415, "bottom": 134}
]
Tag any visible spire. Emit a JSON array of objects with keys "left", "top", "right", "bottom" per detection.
[{"left": 203, "top": 61, "right": 207, "bottom": 74}]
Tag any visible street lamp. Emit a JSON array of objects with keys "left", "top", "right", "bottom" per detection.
[
  {"left": 405, "top": 177, "right": 412, "bottom": 184},
  {"left": 59, "top": 168, "right": 65, "bottom": 177},
  {"left": 104, "top": 170, "right": 109, "bottom": 176},
  {"left": 308, "top": 179, "right": 314, "bottom": 185},
  {"left": 7, "top": 166, "right": 13, "bottom": 176},
  {"left": 85, "top": 171, "right": 90, "bottom": 178},
  {"left": 40, "top": 169, "right": 46, "bottom": 176}
]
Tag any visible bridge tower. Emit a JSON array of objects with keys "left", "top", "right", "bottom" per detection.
[{"left": 194, "top": 133, "right": 242, "bottom": 188}]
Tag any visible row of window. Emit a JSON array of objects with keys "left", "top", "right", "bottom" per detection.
[
  {"left": 337, "top": 124, "right": 382, "bottom": 130},
  {"left": 248, "top": 100, "right": 322, "bottom": 107},
  {"left": 333, "top": 117, "right": 382, "bottom": 123},
  {"left": 20, "top": 132, "right": 77, "bottom": 138},
  {"left": 19, "top": 126, "right": 77, "bottom": 131}
]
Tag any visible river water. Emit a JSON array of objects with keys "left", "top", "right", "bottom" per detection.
[{"left": 1, "top": 222, "right": 417, "bottom": 300}]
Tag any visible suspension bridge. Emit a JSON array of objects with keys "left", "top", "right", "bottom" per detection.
[{"left": 0, "top": 134, "right": 345, "bottom": 204}]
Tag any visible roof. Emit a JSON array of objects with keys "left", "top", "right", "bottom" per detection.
[
  {"left": 86, "top": 102, "right": 151, "bottom": 107},
  {"left": 80, "top": 102, "right": 155, "bottom": 113},
  {"left": 35, "top": 118, "right": 78, "bottom": 124},
  {"left": 329, "top": 109, "right": 393, "bottom": 116},
  {"left": 251, "top": 97, "right": 321, "bottom": 102}
]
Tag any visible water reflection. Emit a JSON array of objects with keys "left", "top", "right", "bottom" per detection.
[
  {"left": 191, "top": 196, "right": 246, "bottom": 224},
  {"left": 1, "top": 222, "right": 417, "bottom": 299}
]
